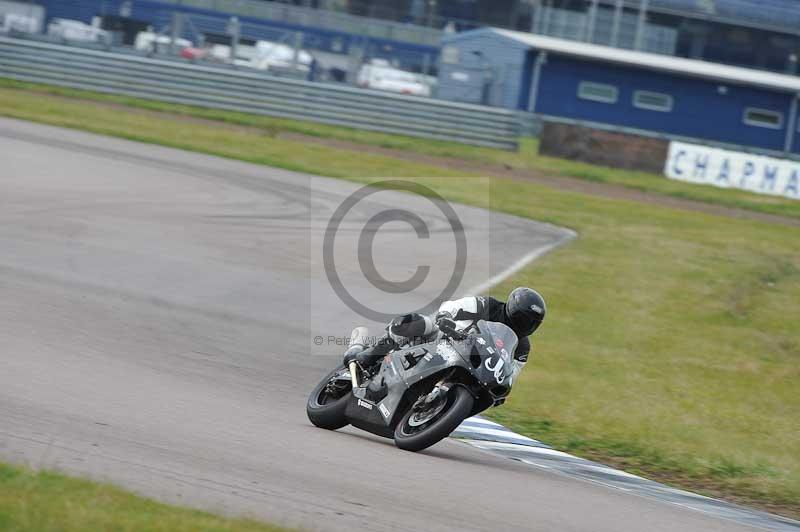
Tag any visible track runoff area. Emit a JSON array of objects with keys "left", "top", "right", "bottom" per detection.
[{"left": 1, "top": 117, "right": 797, "bottom": 532}]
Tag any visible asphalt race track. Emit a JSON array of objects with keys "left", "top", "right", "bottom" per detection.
[{"left": 0, "top": 118, "right": 763, "bottom": 531}]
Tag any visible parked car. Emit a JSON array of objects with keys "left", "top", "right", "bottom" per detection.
[
  {"left": 180, "top": 46, "right": 208, "bottom": 61},
  {"left": 47, "top": 18, "right": 109, "bottom": 44},
  {"left": 357, "top": 59, "right": 431, "bottom": 97},
  {"left": 246, "top": 40, "right": 313, "bottom": 74},
  {"left": 133, "top": 31, "right": 192, "bottom": 54},
  {"left": 1, "top": 13, "right": 40, "bottom": 34}
]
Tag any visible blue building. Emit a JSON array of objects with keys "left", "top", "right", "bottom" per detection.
[{"left": 438, "top": 28, "right": 800, "bottom": 156}]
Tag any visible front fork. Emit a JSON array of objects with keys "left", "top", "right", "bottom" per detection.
[
  {"left": 348, "top": 361, "right": 360, "bottom": 388},
  {"left": 413, "top": 371, "right": 456, "bottom": 410},
  {"left": 344, "top": 326, "right": 370, "bottom": 389}
]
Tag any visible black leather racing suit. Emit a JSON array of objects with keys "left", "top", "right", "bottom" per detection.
[{"left": 350, "top": 296, "right": 533, "bottom": 372}]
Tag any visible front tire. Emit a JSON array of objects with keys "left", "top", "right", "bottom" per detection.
[
  {"left": 306, "top": 368, "right": 352, "bottom": 430},
  {"left": 394, "top": 386, "right": 474, "bottom": 452}
]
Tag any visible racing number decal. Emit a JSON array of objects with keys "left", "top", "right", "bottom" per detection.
[{"left": 484, "top": 356, "right": 505, "bottom": 384}]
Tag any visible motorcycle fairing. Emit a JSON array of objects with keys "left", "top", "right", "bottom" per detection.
[
  {"left": 343, "top": 320, "right": 518, "bottom": 437},
  {"left": 345, "top": 337, "right": 467, "bottom": 434}
]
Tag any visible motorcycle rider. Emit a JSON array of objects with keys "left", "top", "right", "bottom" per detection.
[{"left": 344, "top": 287, "right": 546, "bottom": 376}]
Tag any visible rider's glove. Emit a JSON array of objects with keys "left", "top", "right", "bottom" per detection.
[{"left": 435, "top": 311, "right": 457, "bottom": 336}]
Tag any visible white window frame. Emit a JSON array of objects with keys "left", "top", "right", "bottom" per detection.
[
  {"left": 743, "top": 107, "right": 784, "bottom": 129},
  {"left": 632, "top": 90, "right": 674, "bottom": 112},
  {"left": 577, "top": 81, "right": 618, "bottom": 104},
  {"left": 441, "top": 45, "right": 460, "bottom": 65}
]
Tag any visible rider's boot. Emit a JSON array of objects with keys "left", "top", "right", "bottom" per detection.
[{"left": 342, "top": 331, "right": 394, "bottom": 373}]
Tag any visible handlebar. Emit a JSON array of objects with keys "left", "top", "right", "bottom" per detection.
[{"left": 440, "top": 325, "right": 468, "bottom": 341}]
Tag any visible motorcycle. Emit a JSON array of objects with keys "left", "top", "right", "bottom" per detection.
[{"left": 306, "top": 319, "right": 518, "bottom": 452}]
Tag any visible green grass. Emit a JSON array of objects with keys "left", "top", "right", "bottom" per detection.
[
  {"left": 482, "top": 189, "right": 800, "bottom": 513},
  {"left": 2, "top": 78, "right": 800, "bottom": 220},
  {"left": 0, "top": 462, "right": 294, "bottom": 532},
  {"left": 1, "top": 82, "right": 799, "bottom": 518},
  {"left": 0, "top": 81, "right": 458, "bottom": 180}
]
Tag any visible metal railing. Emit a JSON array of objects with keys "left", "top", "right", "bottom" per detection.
[{"left": 0, "top": 37, "right": 519, "bottom": 149}]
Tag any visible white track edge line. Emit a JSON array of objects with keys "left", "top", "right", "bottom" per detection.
[{"left": 463, "top": 229, "right": 577, "bottom": 297}]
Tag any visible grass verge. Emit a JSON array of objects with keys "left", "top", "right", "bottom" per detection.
[
  {"left": 2, "top": 78, "right": 799, "bottom": 220},
  {"left": 2, "top": 82, "right": 799, "bottom": 519},
  {"left": 0, "top": 462, "right": 293, "bottom": 532}
]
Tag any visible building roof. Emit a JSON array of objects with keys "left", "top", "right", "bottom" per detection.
[{"left": 444, "top": 27, "right": 800, "bottom": 95}]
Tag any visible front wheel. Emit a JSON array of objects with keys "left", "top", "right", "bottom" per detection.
[
  {"left": 394, "top": 386, "right": 474, "bottom": 452},
  {"left": 306, "top": 368, "right": 352, "bottom": 430}
]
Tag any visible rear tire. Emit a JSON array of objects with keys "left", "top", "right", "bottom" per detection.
[
  {"left": 394, "top": 386, "right": 473, "bottom": 452},
  {"left": 306, "top": 368, "right": 352, "bottom": 430}
]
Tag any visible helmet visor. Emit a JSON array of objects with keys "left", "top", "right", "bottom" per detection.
[{"left": 509, "top": 311, "right": 541, "bottom": 337}]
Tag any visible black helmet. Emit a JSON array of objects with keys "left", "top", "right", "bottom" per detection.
[{"left": 505, "top": 287, "right": 546, "bottom": 336}]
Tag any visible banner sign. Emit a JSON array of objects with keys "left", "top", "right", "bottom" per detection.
[{"left": 664, "top": 141, "right": 800, "bottom": 201}]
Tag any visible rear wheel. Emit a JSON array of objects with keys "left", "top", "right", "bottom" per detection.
[
  {"left": 306, "top": 368, "right": 352, "bottom": 430},
  {"left": 394, "top": 386, "right": 473, "bottom": 452}
]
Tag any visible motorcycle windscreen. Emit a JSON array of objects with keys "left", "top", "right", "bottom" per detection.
[{"left": 476, "top": 320, "right": 518, "bottom": 385}]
